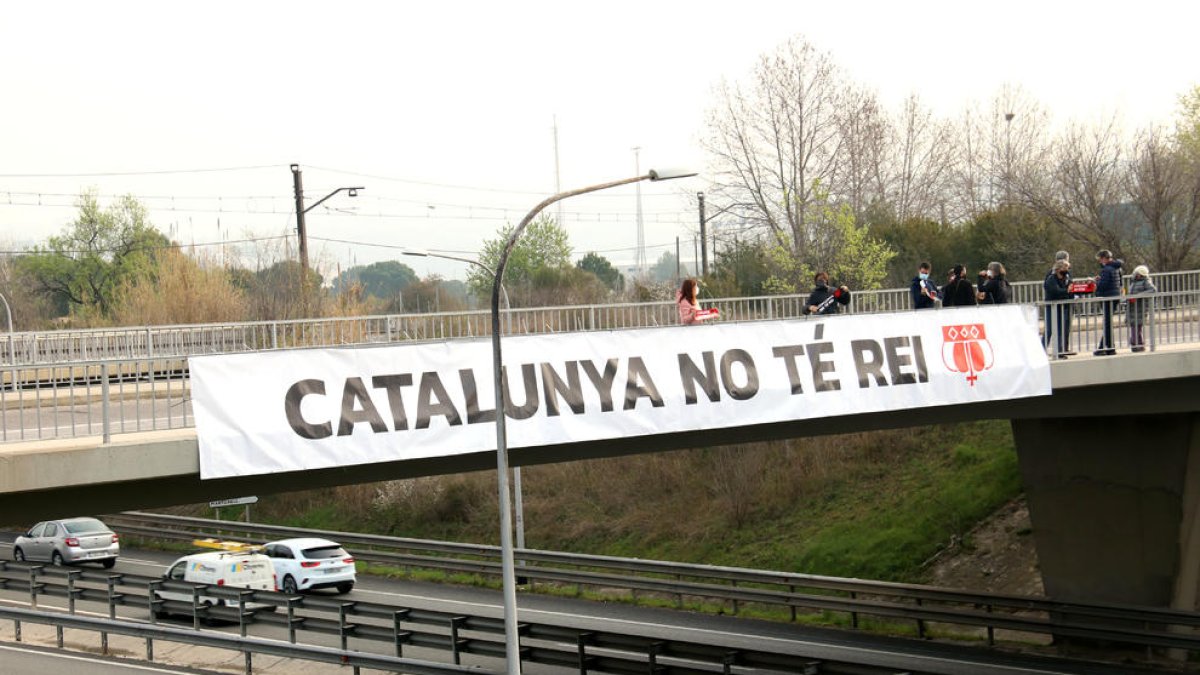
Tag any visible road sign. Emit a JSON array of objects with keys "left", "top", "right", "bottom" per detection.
[{"left": 208, "top": 496, "right": 259, "bottom": 508}]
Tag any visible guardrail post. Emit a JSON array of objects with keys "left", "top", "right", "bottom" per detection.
[
  {"left": 339, "top": 602, "right": 355, "bottom": 651},
  {"left": 238, "top": 590, "right": 251, "bottom": 637},
  {"left": 103, "top": 575, "right": 119, "bottom": 655},
  {"left": 28, "top": 565, "right": 41, "bottom": 609},
  {"left": 915, "top": 597, "right": 926, "bottom": 638},
  {"left": 147, "top": 579, "right": 161, "bottom": 661},
  {"left": 850, "top": 591, "right": 858, "bottom": 629},
  {"left": 192, "top": 585, "right": 202, "bottom": 631},
  {"left": 67, "top": 569, "right": 80, "bottom": 614},
  {"left": 145, "top": 327, "right": 154, "bottom": 360},
  {"left": 577, "top": 631, "right": 595, "bottom": 675},
  {"left": 1149, "top": 297, "right": 1158, "bottom": 352},
  {"left": 986, "top": 604, "right": 994, "bottom": 646},
  {"left": 101, "top": 362, "right": 111, "bottom": 443},
  {"left": 449, "top": 615, "right": 467, "bottom": 664},
  {"left": 731, "top": 580, "right": 739, "bottom": 615},
  {"left": 392, "top": 608, "right": 411, "bottom": 657},
  {"left": 648, "top": 641, "right": 665, "bottom": 674},
  {"left": 722, "top": 651, "right": 739, "bottom": 675},
  {"left": 789, "top": 584, "right": 797, "bottom": 622},
  {"left": 286, "top": 596, "right": 298, "bottom": 643}
]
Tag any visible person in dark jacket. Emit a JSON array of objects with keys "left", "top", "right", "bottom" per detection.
[
  {"left": 1043, "top": 259, "right": 1073, "bottom": 357},
  {"left": 976, "top": 262, "right": 1010, "bottom": 304},
  {"left": 910, "top": 262, "right": 939, "bottom": 310},
  {"left": 1127, "top": 264, "right": 1156, "bottom": 352},
  {"left": 941, "top": 264, "right": 978, "bottom": 307},
  {"left": 1093, "top": 249, "right": 1123, "bottom": 356},
  {"left": 804, "top": 271, "right": 851, "bottom": 315}
]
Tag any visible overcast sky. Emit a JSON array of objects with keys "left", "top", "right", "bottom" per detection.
[{"left": 2, "top": 0, "right": 1196, "bottom": 279}]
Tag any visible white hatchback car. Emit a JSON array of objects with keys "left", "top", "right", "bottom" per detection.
[{"left": 264, "top": 538, "right": 356, "bottom": 594}]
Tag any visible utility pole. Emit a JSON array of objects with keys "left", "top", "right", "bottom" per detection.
[
  {"left": 291, "top": 164, "right": 308, "bottom": 279},
  {"left": 633, "top": 147, "right": 646, "bottom": 275},
  {"left": 697, "top": 192, "right": 708, "bottom": 276},
  {"left": 675, "top": 236, "right": 681, "bottom": 280}
]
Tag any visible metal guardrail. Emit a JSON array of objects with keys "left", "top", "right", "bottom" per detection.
[
  {"left": 4, "top": 290, "right": 1198, "bottom": 444},
  {"left": 0, "top": 604, "right": 480, "bottom": 675},
  {"left": 4, "top": 270, "right": 1199, "bottom": 366},
  {"left": 0, "top": 559, "right": 934, "bottom": 675},
  {"left": 97, "top": 512, "right": 1200, "bottom": 659}
]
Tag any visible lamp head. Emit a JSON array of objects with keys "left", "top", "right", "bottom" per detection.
[
  {"left": 347, "top": 187, "right": 364, "bottom": 197},
  {"left": 648, "top": 168, "right": 698, "bottom": 182}
]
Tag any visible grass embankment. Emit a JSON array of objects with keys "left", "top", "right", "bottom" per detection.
[{"left": 224, "top": 420, "right": 1019, "bottom": 584}]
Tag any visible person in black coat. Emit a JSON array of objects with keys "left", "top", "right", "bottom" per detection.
[
  {"left": 1092, "top": 249, "right": 1123, "bottom": 356},
  {"left": 803, "top": 271, "right": 851, "bottom": 315},
  {"left": 1043, "top": 259, "right": 1073, "bottom": 357},
  {"left": 976, "top": 262, "right": 1010, "bottom": 304},
  {"left": 910, "top": 262, "right": 939, "bottom": 310},
  {"left": 941, "top": 265, "right": 978, "bottom": 307}
]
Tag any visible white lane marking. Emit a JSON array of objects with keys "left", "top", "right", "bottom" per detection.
[{"left": 0, "top": 643, "right": 190, "bottom": 673}]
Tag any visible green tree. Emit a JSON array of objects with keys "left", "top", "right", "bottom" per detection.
[
  {"left": 762, "top": 202, "right": 894, "bottom": 293},
  {"left": 576, "top": 252, "right": 624, "bottom": 292},
  {"left": 333, "top": 260, "right": 418, "bottom": 300},
  {"left": 468, "top": 215, "right": 573, "bottom": 304},
  {"left": 18, "top": 192, "right": 170, "bottom": 318}
]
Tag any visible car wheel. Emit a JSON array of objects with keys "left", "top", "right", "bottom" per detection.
[
  {"left": 335, "top": 582, "right": 354, "bottom": 595},
  {"left": 51, "top": 551, "right": 65, "bottom": 567},
  {"left": 102, "top": 558, "right": 116, "bottom": 569},
  {"left": 281, "top": 575, "right": 299, "bottom": 595},
  {"left": 12, "top": 547, "right": 25, "bottom": 562}
]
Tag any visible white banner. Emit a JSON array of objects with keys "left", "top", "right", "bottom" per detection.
[{"left": 192, "top": 305, "right": 1051, "bottom": 479}]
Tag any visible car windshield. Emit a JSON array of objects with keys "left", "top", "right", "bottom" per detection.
[
  {"left": 301, "top": 545, "right": 348, "bottom": 559},
  {"left": 63, "top": 518, "right": 108, "bottom": 534}
]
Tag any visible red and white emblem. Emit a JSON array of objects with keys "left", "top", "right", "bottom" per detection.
[{"left": 941, "top": 324, "right": 994, "bottom": 386}]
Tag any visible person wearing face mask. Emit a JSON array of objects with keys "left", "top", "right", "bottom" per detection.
[
  {"left": 941, "top": 264, "right": 978, "bottom": 307},
  {"left": 910, "top": 262, "right": 939, "bottom": 310},
  {"left": 1092, "top": 249, "right": 1123, "bottom": 356},
  {"left": 976, "top": 262, "right": 1010, "bottom": 304},
  {"left": 1126, "top": 264, "right": 1156, "bottom": 352},
  {"left": 804, "top": 271, "right": 851, "bottom": 315},
  {"left": 1043, "top": 259, "right": 1074, "bottom": 357}
]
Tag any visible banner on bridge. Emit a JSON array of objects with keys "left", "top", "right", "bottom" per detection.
[{"left": 191, "top": 305, "right": 1051, "bottom": 479}]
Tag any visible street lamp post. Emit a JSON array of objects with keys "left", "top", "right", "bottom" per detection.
[
  {"left": 290, "top": 164, "right": 364, "bottom": 284},
  {"left": 491, "top": 168, "right": 695, "bottom": 673},
  {"left": 401, "top": 250, "right": 523, "bottom": 548}
]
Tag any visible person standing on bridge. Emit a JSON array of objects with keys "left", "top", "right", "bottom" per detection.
[
  {"left": 804, "top": 271, "right": 851, "bottom": 315},
  {"left": 976, "top": 262, "right": 1010, "bottom": 304},
  {"left": 1092, "top": 249, "right": 1123, "bottom": 356},
  {"left": 1043, "top": 259, "right": 1073, "bottom": 358},
  {"left": 677, "top": 278, "right": 718, "bottom": 325},
  {"left": 940, "top": 265, "right": 977, "bottom": 307},
  {"left": 1127, "top": 264, "right": 1156, "bottom": 352},
  {"left": 910, "top": 262, "right": 940, "bottom": 310}
]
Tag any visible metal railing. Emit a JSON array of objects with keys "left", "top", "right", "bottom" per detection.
[
  {"left": 90, "top": 512, "right": 1200, "bottom": 660},
  {"left": 0, "top": 558, "right": 1000, "bottom": 675},
  {"left": 3, "top": 290, "right": 1199, "bottom": 445},
  {"left": 4, "top": 269, "right": 1199, "bottom": 367}
]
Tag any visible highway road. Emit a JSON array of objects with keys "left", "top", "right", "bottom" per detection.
[{"left": 0, "top": 537, "right": 1175, "bottom": 675}]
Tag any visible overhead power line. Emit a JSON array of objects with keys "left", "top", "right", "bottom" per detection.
[{"left": 0, "top": 164, "right": 282, "bottom": 178}]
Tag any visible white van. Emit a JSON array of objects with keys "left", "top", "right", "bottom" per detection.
[{"left": 155, "top": 540, "right": 276, "bottom": 618}]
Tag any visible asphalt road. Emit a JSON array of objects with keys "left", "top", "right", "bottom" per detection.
[{"left": 0, "top": 535, "right": 1177, "bottom": 675}]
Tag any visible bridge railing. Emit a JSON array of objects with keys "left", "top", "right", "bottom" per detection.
[
  {"left": 3, "top": 290, "right": 1199, "bottom": 445},
  {"left": 4, "top": 269, "right": 1198, "bottom": 366}
]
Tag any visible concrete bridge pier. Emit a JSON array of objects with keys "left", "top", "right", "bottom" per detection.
[{"left": 1012, "top": 412, "right": 1200, "bottom": 612}]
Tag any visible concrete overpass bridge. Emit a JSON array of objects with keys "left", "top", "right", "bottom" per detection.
[{"left": 3, "top": 287, "right": 1200, "bottom": 616}]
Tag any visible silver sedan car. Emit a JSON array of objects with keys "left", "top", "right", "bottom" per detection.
[{"left": 13, "top": 517, "right": 120, "bottom": 568}]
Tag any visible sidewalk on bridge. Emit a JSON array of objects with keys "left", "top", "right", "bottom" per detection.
[{"left": 1, "top": 379, "right": 190, "bottom": 411}]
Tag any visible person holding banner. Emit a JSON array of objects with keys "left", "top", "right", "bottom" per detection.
[
  {"left": 677, "top": 278, "right": 718, "bottom": 325},
  {"left": 804, "top": 271, "right": 851, "bottom": 315}
]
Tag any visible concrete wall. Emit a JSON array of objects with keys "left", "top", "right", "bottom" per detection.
[{"left": 1013, "top": 413, "right": 1200, "bottom": 608}]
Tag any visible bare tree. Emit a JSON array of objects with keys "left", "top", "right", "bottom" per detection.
[
  {"left": 950, "top": 86, "right": 1049, "bottom": 222},
  {"left": 703, "top": 37, "right": 847, "bottom": 271},
  {"left": 1128, "top": 127, "right": 1200, "bottom": 270},
  {"left": 834, "top": 85, "right": 889, "bottom": 223},
  {"left": 889, "top": 95, "right": 955, "bottom": 223},
  {"left": 1019, "top": 116, "right": 1134, "bottom": 257}
]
